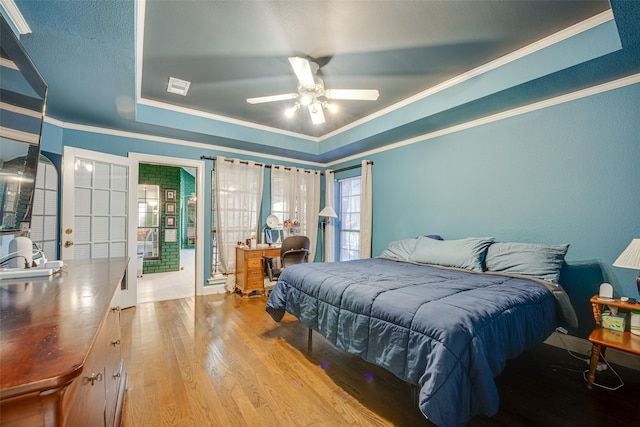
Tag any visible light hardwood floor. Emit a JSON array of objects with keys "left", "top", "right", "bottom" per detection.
[
  {"left": 120, "top": 294, "right": 429, "bottom": 426},
  {"left": 120, "top": 294, "right": 640, "bottom": 426}
]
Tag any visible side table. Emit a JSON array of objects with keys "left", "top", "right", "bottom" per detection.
[{"left": 586, "top": 295, "right": 640, "bottom": 389}]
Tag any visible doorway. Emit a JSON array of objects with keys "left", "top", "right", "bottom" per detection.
[{"left": 129, "top": 153, "right": 205, "bottom": 305}]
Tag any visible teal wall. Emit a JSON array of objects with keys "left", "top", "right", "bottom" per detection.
[
  {"left": 39, "top": 81, "right": 640, "bottom": 339},
  {"left": 336, "top": 82, "right": 640, "bottom": 338}
]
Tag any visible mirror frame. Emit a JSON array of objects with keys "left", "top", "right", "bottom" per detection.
[{"left": 1, "top": 14, "right": 48, "bottom": 235}]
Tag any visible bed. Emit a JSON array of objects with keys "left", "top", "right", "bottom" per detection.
[{"left": 266, "top": 236, "right": 578, "bottom": 426}]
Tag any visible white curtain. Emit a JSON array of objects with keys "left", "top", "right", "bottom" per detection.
[
  {"left": 271, "top": 166, "right": 321, "bottom": 261},
  {"left": 271, "top": 167, "right": 297, "bottom": 222},
  {"left": 215, "top": 157, "right": 264, "bottom": 291},
  {"left": 324, "top": 170, "right": 336, "bottom": 262},
  {"left": 360, "top": 160, "right": 373, "bottom": 259}
]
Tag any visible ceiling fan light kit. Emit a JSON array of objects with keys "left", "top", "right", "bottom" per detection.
[{"left": 247, "top": 56, "right": 379, "bottom": 125}]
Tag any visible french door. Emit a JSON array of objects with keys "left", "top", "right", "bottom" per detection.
[{"left": 61, "top": 147, "right": 137, "bottom": 307}]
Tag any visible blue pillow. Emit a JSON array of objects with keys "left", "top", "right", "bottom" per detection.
[
  {"left": 485, "top": 242, "right": 569, "bottom": 284},
  {"left": 408, "top": 236, "right": 495, "bottom": 272},
  {"left": 419, "top": 234, "right": 444, "bottom": 241}
]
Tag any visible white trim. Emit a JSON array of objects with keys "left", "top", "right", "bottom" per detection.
[
  {"left": 0, "top": 126, "right": 39, "bottom": 144},
  {"left": 43, "top": 116, "right": 325, "bottom": 168},
  {"left": 137, "top": 98, "right": 321, "bottom": 142},
  {"left": 0, "top": 0, "right": 31, "bottom": 34},
  {"left": 135, "top": 0, "right": 317, "bottom": 142},
  {"left": 0, "top": 57, "right": 18, "bottom": 70},
  {"left": 128, "top": 152, "right": 206, "bottom": 297},
  {"left": 43, "top": 116, "right": 64, "bottom": 128},
  {"left": 46, "top": 73, "right": 640, "bottom": 171},
  {"left": 202, "top": 283, "right": 226, "bottom": 295},
  {"left": 545, "top": 332, "right": 640, "bottom": 371},
  {"left": 1, "top": 101, "right": 42, "bottom": 118},
  {"left": 133, "top": 4, "right": 613, "bottom": 143},
  {"left": 328, "top": 73, "right": 640, "bottom": 168},
  {"left": 321, "top": 10, "right": 615, "bottom": 141}
]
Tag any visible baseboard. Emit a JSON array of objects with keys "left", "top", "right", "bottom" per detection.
[
  {"left": 203, "top": 282, "right": 226, "bottom": 295},
  {"left": 544, "top": 332, "right": 640, "bottom": 371}
]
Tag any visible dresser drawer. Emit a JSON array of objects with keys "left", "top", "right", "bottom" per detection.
[
  {"left": 244, "top": 250, "right": 263, "bottom": 259},
  {"left": 247, "top": 268, "right": 263, "bottom": 278},
  {"left": 247, "top": 258, "right": 262, "bottom": 269},
  {"left": 263, "top": 248, "right": 281, "bottom": 258},
  {"left": 246, "top": 277, "right": 264, "bottom": 289}
]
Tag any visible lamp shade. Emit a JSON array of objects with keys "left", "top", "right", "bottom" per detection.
[
  {"left": 319, "top": 206, "right": 337, "bottom": 218},
  {"left": 613, "top": 239, "right": 640, "bottom": 269}
]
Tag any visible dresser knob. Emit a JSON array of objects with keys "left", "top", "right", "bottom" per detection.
[
  {"left": 111, "top": 339, "right": 121, "bottom": 346},
  {"left": 85, "top": 372, "right": 103, "bottom": 386}
]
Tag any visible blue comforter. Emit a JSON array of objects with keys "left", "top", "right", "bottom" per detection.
[{"left": 266, "top": 258, "right": 563, "bottom": 427}]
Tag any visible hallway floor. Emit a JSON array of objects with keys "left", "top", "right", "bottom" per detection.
[{"left": 137, "top": 248, "right": 195, "bottom": 303}]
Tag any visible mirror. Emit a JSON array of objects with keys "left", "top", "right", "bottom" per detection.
[{"left": 0, "top": 15, "right": 48, "bottom": 234}]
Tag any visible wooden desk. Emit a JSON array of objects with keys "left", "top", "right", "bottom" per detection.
[
  {"left": 0, "top": 258, "right": 128, "bottom": 426},
  {"left": 586, "top": 295, "right": 640, "bottom": 389},
  {"left": 235, "top": 246, "right": 280, "bottom": 297}
]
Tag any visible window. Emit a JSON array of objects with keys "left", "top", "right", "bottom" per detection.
[
  {"left": 338, "top": 177, "right": 361, "bottom": 261},
  {"left": 270, "top": 167, "right": 320, "bottom": 242},
  {"left": 269, "top": 168, "right": 291, "bottom": 227},
  {"left": 30, "top": 155, "right": 59, "bottom": 260},
  {"left": 137, "top": 184, "right": 160, "bottom": 259}
]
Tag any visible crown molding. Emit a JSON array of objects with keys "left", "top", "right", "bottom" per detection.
[
  {"left": 0, "top": 0, "right": 31, "bottom": 34},
  {"left": 42, "top": 116, "right": 324, "bottom": 168},
  {"left": 45, "top": 73, "right": 639, "bottom": 170},
  {"left": 328, "top": 73, "right": 640, "bottom": 167}
]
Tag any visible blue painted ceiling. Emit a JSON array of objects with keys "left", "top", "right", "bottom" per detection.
[{"left": 10, "top": 1, "right": 640, "bottom": 163}]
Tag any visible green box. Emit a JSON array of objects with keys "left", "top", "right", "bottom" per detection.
[{"left": 601, "top": 310, "right": 627, "bottom": 331}]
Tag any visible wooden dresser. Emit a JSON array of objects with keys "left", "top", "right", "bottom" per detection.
[
  {"left": 0, "top": 258, "right": 128, "bottom": 427},
  {"left": 235, "top": 246, "right": 280, "bottom": 297}
]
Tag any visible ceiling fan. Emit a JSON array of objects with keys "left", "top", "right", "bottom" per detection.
[{"left": 247, "top": 57, "right": 380, "bottom": 125}]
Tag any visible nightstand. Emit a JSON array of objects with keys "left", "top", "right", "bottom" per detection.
[{"left": 586, "top": 295, "right": 640, "bottom": 389}]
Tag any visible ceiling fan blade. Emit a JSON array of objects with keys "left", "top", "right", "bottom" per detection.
[
  {"left": 308, "top": 102, "right": 325, "bottom": 125},
  {"left": 325, "top": 89, "right": 380, "bottom": 101},
  {"left": 246, "top": 93, "right": 298, "bottom": 104},
  {"left": 289, "top": 57, "right": 316, "bottom": 87}
]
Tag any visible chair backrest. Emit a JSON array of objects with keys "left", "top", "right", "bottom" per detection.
[{"left": 280, "top": 236, "right": 310, "bottom": 268}]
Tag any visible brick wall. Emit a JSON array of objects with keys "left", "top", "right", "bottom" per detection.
[{"left": 138, "top": 164, "right": 181, "bottom": 274}]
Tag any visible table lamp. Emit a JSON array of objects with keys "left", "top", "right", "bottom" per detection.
[
  {"left": 319, "top": 206, "right": 337, "bottom": 262},
  {"left": 613, "top": 238, "right": 640, "bottom": 295}
]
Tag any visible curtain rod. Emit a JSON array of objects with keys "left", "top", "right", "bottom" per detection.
[
  {"left": 201, "top": 155, "right": 322, "bottom": 175},
  {"left": 330, "top": 160, "right": 373, "bottom": 174},
  {"left": 201, "top": 156, "right": 373, "bottom": 175}
]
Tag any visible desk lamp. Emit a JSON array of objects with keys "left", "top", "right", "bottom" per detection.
[{"left": 613, "top": 238, "right": 640, "bottom": 295}]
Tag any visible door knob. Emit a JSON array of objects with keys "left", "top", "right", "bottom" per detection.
[
  {"left": 64, "top": 240, "right": 74, "bottom": 247},
  {"left": 65, "top": 228, "right": 72, "bottom": 234}
]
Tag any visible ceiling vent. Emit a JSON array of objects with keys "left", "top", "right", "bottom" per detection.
[{"left": 167, "top": 77, "right": 191, "bottom": 96}]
